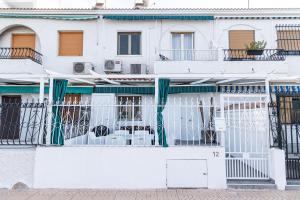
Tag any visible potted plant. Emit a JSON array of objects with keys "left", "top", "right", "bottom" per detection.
[{"left": 245, "top": 40, "right": 267, "bottom": 56}]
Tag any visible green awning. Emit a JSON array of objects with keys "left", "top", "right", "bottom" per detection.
[
  {"left": 94, "top": 86, "right": 216, "bottom": 94},
  {"left": 0, "top": 14, "right": 98, "bottom": 20},
  {"left": 103, "top": 15, "right": 214, "bottom": 21},
  {"left": 0, "top": 86, "right": 93, "bottom": 94}
]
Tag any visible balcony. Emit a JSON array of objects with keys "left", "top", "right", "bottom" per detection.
[
  {"left": 0, "top": 48, "right": 43, "bottom": 74},
  {"left": 154, "top": 49, "right": 288, "bottom": 75},
  {"left": 158, "top": 49, "right": 218, "bottom": 61},
  {"left": 223, "top": 49, "right": 286, "bottom": 61},
  {"left": 0, "top": 48, "right": 42, "bottom": 64}
]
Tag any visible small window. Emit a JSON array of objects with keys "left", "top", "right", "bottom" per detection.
[
  {"left": 276, "top": 25, "right": 300, "bottom": 55},
  {"left": 117, "top": 96, "right": 142, "bottom": 121},
  {"left": 59, "top": 31, "right": 83, "bottom": 56},
  {"left": 228, "top": 30, "right": 255, "bottom": 59},
  {"left": 280, "top": 97, "right": 300, "bottom": 124},
  {"left": 118, "top": 32, "right": 141, "bottom": 55}
]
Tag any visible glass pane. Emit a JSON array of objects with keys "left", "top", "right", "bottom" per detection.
[
  {"left": 118, "top": 34, "right": 129, "bottom": 55},
  {"left": 172, "top": 33, "right": 181, "bottom": 60},
  {"left": 184, "top": 33, "right": 193, "bottom": 60},
  {"left": 131, "top": 34, "right": 141, "bottom": 55}
]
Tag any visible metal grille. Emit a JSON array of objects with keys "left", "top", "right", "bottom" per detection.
[
  {"left": 223, "top": 49, "right": 286, "bottom": 61},
  {"left": 0, "top": 48, "right": 43, "bottom": 64},
  {"left": 224, "top": 94, "right": 270, "bottom": 180},
  {"left": 273, "top": 94, "right": 300, "bottom": 179},
  {"left": 0, "top": 101, "right": 47, "bottom": 145},
  {"left": 276, "top": 25, "right": 300, "bottom": 55}
]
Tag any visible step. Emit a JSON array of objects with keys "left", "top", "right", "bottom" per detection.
[
  {"left": 227, "top": 179, "right": 276, "bottom": 189},
  {"left": 286, "top": 180, "right": 300, "bottom": 190}
]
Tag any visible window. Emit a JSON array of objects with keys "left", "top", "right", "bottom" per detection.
[
  {"left": 59, "top": 31, "right": 83, "bottom": 56},
  {"left": 117, "top": 96, "right": 142, "bottom": 121},
  {"left": 280, "top": 97, "right": 300, "bottom": 124},
  {"left": 171, "top": 32, "right": 194, "bottom": 60},
  {"left": 228, "top": 30, "right": 255, "bottom": 58},
  {"left": 276, "top": 25, "right": 300, "bottom": 55},
  {"left": 117, "top": 32, "right": 141, "bottom": 55}
]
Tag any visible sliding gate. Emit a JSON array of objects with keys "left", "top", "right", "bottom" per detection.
[
  {"left": 223, "top": 94, "right": 270, "bottom": 180},
  {"left": 276, "top": 94, "right": 300, "bottom": 179}
]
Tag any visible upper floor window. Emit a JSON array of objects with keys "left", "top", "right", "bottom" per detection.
[
  {"left": 171, "top": 32, "right": 194, "bottom": 60},
  {"left": 276, "top": 25, "right": 300, "bottom": 55},
  {"left": 58, "top": 31, "right": 83, "bottom": 56},
  {"left": 117, "top": 32, "right": 141, "bottom": 55},
  {"left": 229, "top": 30, "right": 255, "bottom": 49},
  {"left": 228, "top": 30, "right": 255, "bottom": 59}
]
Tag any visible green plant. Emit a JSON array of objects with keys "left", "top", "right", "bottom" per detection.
[{"left": 245, "top": 40, "right": 267, "bottom": 50}]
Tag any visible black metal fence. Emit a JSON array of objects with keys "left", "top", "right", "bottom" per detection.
[
  {"left": 0, "top": 101, "right": 47, "bottom": 145},
  {"left": 269, "top": 93, "right": 300, "bottom": 179},
  {"left": 223, "top": 49, "right": 286, "bottom": 61},
  {"left": 0, "top": 48, "right": 43, "bottom": 65}
]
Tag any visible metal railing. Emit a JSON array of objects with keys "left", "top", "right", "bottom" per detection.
[
  {"left": 0, "top": 101, "right": 47, "bottom": 145},
  {"left": 51, "top": 97, "right": 222, "bottom": 147},
  {"left": 0, "top": 48, "right": 43, "bottom": 65},
  {"left": 158, "top": 49, "right": 218, "bottom": 61},
  {"left": 223, "top": 49, "right": 286, "bottom": 61}
]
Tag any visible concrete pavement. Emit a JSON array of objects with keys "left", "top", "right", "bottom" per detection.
[{"left": 1, "top": 189, "right": 300, "bottom": 200}]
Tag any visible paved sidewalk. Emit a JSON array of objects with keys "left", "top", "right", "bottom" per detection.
[{"left": 1, "top": 189, "right": 300, "bottom": 200}]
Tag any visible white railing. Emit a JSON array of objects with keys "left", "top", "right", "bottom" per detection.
[
  {"left": 158, "top": 49, "right": 218, "bottom": 61},
  {"left": 51, "top": 96, "right": 222, "bottom": 147}
]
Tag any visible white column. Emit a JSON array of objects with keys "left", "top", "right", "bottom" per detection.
[
  {"left": 154, "top": 77, "right": 159, "bottom": 146},
  {"left": 46, "top": 78, "right": 54, "bottom": 145},
  {"left": 39, "top": 77, "right": 45, "bottom": 103},
  {"left": 265, "top": 78, "right": 270, "bottom": 103}
]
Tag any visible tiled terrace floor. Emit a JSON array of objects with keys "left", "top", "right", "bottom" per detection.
[{"left": 1, "top": 189, "right": 300, "bottom": 200}]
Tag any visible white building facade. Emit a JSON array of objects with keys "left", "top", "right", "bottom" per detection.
[{"left": 0, "top": 6, "right": 299, "bottom": 190}]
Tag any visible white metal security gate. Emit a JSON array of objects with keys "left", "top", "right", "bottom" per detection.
[{"left": 223, "top": 94, "right": 270, "bottom": 180}]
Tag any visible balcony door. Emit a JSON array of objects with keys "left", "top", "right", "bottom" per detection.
[
  {"left": 172, "top": 33, "right": 194, "bottom": 60},
  {"left": 11, "top": 33, "right": 36, "bottom": 57}
]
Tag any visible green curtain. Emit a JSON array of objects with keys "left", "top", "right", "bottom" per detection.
[
  {"left": 51, "top": 79, "right": 68, "bottom": 145},
  {"left": 157, "top": 79, "right": 170, "bottom": 147}
]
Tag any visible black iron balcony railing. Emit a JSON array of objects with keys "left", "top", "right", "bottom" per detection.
[
  {"left": 0, "top": 47, "right": 43, "bottom": 65},
  {"left": 223, "top": 49, "right": 286, "bottom": 61}
]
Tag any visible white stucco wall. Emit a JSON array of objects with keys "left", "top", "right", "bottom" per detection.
[
  {"left": 0, "top": 147, "right": 36, "bottom": 188},
  {"left": 0, "top": 16, "right": 298, "bottom": 77},
  {"left": 270, "top": 148, "right": 286, "bottom": 190},
  {"left": 33, "top": 146, "right": 226, "bottom": 189}
]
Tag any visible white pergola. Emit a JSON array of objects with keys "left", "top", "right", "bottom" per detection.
[{"left": 0, "top": 71, "right": 295, "bottom": 104}]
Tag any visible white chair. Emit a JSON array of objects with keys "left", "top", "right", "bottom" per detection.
[
  {"left": 105, "top": 130, "right": 130, "bottom": 145},
  {"left": 132, "top": 130, "right": 153, "bottom": 146},
  {"left": 87, "top": 132, "right": 106, "bottom": 145}
]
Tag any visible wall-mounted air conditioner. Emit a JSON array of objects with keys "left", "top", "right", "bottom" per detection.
[
  {"left": 130, "top": 64, "right": 147, "bottom": 74},
  {"left": 104, "top": 60, "right": 122, "bottom": 72},
  {"left": 73, "top": 62, "right": 95, "bottom": 74}
]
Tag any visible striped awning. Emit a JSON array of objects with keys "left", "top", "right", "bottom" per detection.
[
  {"left": 103, "top": 15, "right": 214, "bottom": 20},
  {"left": 94, "top": 85, "right": 216, "bottom": 94},
  {"left": 218, "top": 85, "right": 266, "bottom": 94},
  {"left": 270, "top": 85, "right": 300, "bottom": 93},
  {"left": 218, "top": 85, "right": 300, "bottom": 94},
  {"left": 216, "top": 16, "right": 300, "bottom": 20},
  {"left": 0, "top": 14, "right": 99, "bottom": 20}
]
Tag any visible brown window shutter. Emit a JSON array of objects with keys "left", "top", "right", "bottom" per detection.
[
  {"left": 277, "top": 30, "right": 300, "bottom": 51},
  {"left": 11, "top": 34, "right": 36, "bottom": 57},
  {"left": 59, "top": 32, "right": 83, "bottom": 56},
  {"left": 229, "top": 30, "right": 255, "bottom": 49},
  {"left": 12, "top": 34, "right": 36, "bottom": 50}
]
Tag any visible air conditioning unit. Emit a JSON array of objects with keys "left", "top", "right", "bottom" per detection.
[
  {"left": 130, "top": 64, "right": 147, "bottom": 74},
  {"left": 104, "top": 60, "right": 122, "bottom": 72},
  {"left": 73, "top": 62, "right": 95, "bottom": 74}
]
